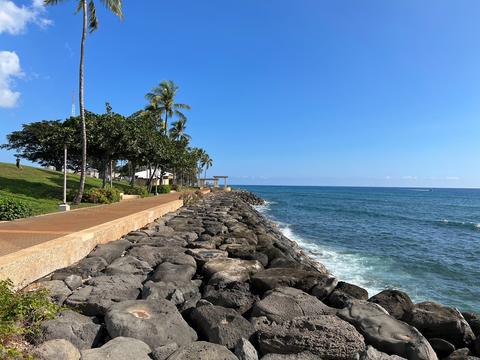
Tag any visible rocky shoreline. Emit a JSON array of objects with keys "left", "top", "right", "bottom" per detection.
[{"left": 29, "top": 190, "right": 480, "bottom": 360}]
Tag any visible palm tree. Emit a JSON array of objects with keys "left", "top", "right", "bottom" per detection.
[
  {"left": 202, "top": 153, "right": 213, "bottom": 178},
  {"left": 44, "top": 0, "right": 123, "bottom": 204},
  {"left": 145, "top": 80, "right": 191, "bottom": 134},
  {"left": 169, "top": 118, "right": 191, "bottom": 143}
]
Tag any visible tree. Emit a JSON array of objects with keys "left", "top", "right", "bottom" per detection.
[
  {"left": 145, "top": 80, "right": 191, "bottom": 133},
  {"left": 1, "top": 120, "right": 72, "bottom": 171},
  {"left": 87, "top": 103, "right": 127, "bottom": 187},
  {"left": 169, "top": 118, "right": 191, "bottom": 143},
  {"left": 201, "top": 152, "right": 213, "bottom": 178},
  {"left": 44, "top": 0, "right": 123, "bottom": 204}
]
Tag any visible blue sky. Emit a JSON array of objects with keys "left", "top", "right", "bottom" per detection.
[{"left": 1, "top": 0, "right": 480, "bottom": 187}]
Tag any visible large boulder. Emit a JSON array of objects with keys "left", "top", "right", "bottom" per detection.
[
  {"left": 337, "top": 301, "right": 438, "bottom": 360},
  {"left": 105, "top": 255, "right": 152, "bottom": 276},
  {"left": 219, "top": 243, "right": 256, "bottom": 259},
  {"left": 203, "top": 258, "right": 263, "bottom": 278},
  {"left": 325, "top": 281, "right": 368, "bottom": 309},
  {"left": 80, "top": 337, "right": 151, "bottom": 360},
  {"left": 203, "top": 257, "right": 263, "bottom": 285},
  {"left": 105, "top": 299, "right": 197, "bottom": 349},
  {"left": 32, "top": 339, "right": 80, "bottom": 360},
  {"left": 407, "top": 301, "right": 475, "bottom": 348},
  {"left": 256, "top": 315, "right": 365, "bottom": 359},
  {"left": 52, "top": 257, "right": 108, "bottom": 279},
  {"left": 474, "top": 337, "right": 480, "bottom": 357},
  {"left": 151, "top": 343, "right": 179, "bottom": 360},
  {"left": 128, "top": 245, "right": 189, "bottom": 267},
  {"left": 142, "top": 280, "right": 201, "bottom": 311},
  {"left": 133, "top": 234, "right": 188, "bottom": 248},
  {"left": 167, "top": 341, "right": 238, "bottom": 360},
  {"left": 357, "top": 346, "right": 406, "bottom": 359},
  {"left": 28, "top": 280, "right": 72, "bottom": 305},
  {"left": 260, "top": 353, "right": 319, "bottom": 360},
  {"left": 235, "top": 338, "right": 259, "bottom": 360},
  {"left": 150, "top": 261, "right": 196, "bottom": 283},
  {"left": 204, "top": 221, "right": 228, "bottom": 236},
  {"left": 87, "top": 239, "right": 131, "bottom": 264},
  {"left": 462, "top": 312, "right": 480, "bottom": 337},
  {"left": 203, "top": 281, "right": 258, "bottom": 314},
  {"left": 428, "top": 338, "right": 455, "bottom": 359},
  {"left": 251, "top": 287, "right": 335, "bottom": 323},
  {"left": 368, "top": 290, "right": 414, "bottom": 321},
  {"left": 36, "top": 310, "right": 103, "bottom": 350},
  {"left": 65, "top": 275, "right": 143, "bottom": 316},
  {"left": 189, "top": 303, "right": 255, "bottom": 349},
  {"left": 310, "top": 275, "right": 338, "bottom": 301},
  {"left": 251, "top": 268, "right": 330, "bottom": 294},
  {"left": 64, "top": 275, "right": 83, "bottom": 290},
  {"left": 444, "top": 348, "right": 479, "bottom": 360}
]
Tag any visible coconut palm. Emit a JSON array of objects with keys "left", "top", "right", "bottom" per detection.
[
  {"left": 145, "top": 80, "right": 191, "bottom": 133},
  {"left": 202, "top": 153, "right": 213, "bottom": 178},
  {"left": 44, "top": 0, "right": 123, "bottom": 204},
  {"left": 169, "top": 118, "right": 191, "bottom": 143}
]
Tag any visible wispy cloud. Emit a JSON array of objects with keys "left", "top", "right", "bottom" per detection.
[
  {"left": 0, "top": 0, "right": 52, "bottom": 35},
  {"left": 64, "top": 42, "right": 74, "bottom": 57},
  {"left": 0, "top": 50, "right": 22, "bottom": 108}
]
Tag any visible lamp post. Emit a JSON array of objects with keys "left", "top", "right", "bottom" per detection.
[{"left": 59, "top": 143, "right": 70, "bottom": 212}]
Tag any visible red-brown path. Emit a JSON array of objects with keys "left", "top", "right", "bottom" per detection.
[{"left": 0, "top": 193, "right": 182, "bottom": 257}]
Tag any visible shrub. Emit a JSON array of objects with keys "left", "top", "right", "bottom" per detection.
[
  {"left": 0, "top": 197, "right": 34, "bottom": 221},
  {"left": 124, "top": 186, "right": 149, "bottom": 198},
  {"left": 84, "top": 187, "right": 121, "bottom": 204},
  {"left": 0, "top": 279, "right": 61, "bottom": 358},
  {"left": 157, "top": 185, "right": 171, "bottom": 194}
]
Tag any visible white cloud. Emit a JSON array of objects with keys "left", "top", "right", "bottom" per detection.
[
  {"left": 0, "top": 0, "right": 51, "bottom": 35},
  {"left": 0, "top": 50, "right": 22, "bottom": 108}
]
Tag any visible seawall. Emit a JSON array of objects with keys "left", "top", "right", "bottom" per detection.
[{"left": 26, "top": 190, "right": 480, "bottom": 359}]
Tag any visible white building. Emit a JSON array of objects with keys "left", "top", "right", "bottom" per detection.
[{"left": 134, "top": 169, "right": 173, "bottom": 186}]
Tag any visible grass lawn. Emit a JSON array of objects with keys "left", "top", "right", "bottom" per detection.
[{"left": 0, "top": 162, "right": 132, "bottom": 216}]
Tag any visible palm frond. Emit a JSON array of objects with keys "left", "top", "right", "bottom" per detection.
[
  {"left": 174, "top": 110, "right": 187, "bottom": 121},
  {"left": 44, "top": 0, "right": 68, "bottom": 5},
  {"left": 75, "top": 0, "right": 83, "bottom": 13},
  {"left": 88, "top": 0, "right": 98, "bottom": 32},
  {"left": 100, "top": 0, "right": 123, "bottom": 19},
  {"left": 174, "top": 103, "right": 191, "bottom": 110}
]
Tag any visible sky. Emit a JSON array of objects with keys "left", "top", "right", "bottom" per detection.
[{"left": 1, "top": 0, "right": 480, "bottom": 187}]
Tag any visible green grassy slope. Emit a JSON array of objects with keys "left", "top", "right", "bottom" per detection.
[{"left": 0, "top": 162, "right": 131, "bottom": 215}]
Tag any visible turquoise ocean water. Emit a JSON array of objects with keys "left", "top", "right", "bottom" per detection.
[{"left": 239, "top": 186, "right": 480, "bottom": 312}]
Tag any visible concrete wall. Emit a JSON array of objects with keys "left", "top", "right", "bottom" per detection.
[{"left": 0, "top": 199, "right": 183, "bottom": 289}]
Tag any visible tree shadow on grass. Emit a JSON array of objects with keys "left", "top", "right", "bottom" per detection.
[{"left": 0, "top": 176, "right": 63, "bottom": 200}]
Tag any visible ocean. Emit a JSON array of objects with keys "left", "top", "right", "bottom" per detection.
[{"left": 239, "top": 185, "right": 480, "bottom": 313}]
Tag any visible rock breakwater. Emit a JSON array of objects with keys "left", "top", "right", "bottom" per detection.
[{"left": 30, "top": 191, "right": 479, "bottom": 359}]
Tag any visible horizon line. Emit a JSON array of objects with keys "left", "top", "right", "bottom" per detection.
[{"left": 231, "top": 184, "right": 480, "bottom": 190}]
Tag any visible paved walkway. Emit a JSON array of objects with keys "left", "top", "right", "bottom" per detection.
[{"left": 0, "top": 193, "right": 183, "bottom": 257}]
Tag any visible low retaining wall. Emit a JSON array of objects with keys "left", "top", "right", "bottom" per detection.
[{"left": 0, "top": 199, "right": 183, "bottom": 289}]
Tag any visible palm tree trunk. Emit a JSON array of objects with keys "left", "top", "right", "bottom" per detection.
[
  {"left": 74, "top": 0, "right": 87, "bottom": 205},
  {"left": 164, "top": 113, "right": 168, "bottom": 135}
]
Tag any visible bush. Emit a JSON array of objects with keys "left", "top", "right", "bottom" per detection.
[
  {"left": 0, "top": 197, "right": 34, "bottom": 221},
  {"left": 124, "top": 186, "right": 149, "bottom": 198},
  {"left": 157, "top": 185, "right": 171, "bottom": 194},
  {"left": 84, "top": 187, "right": 121, "bottom": 204},
  {"left": 0, "top": 279, "right": 61, "bottom": 358}
]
